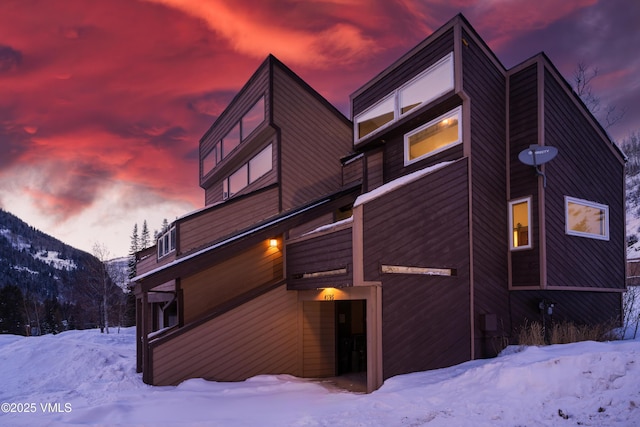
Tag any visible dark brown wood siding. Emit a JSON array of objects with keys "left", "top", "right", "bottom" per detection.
[
  {"left": 462, "top": 28, "right": 510, "bottom": 357},
  {"left": 178, "top": 186, "right": 280, "bottom": 255},
  {"left": 151, "top": 284, "right": 298, "bottom": 385},
  {"left": 180, "top": 241, "right": 283, "bottom": 324},
  {"left": 542, "top": 65, "right": 626, "bottom": 290},
  {"left": 509, "top": 290, "right": 622, "bottom": 333},
  {"left": 509, "top": 63, "right": 541, "bottom": 287},
  {"left": 352, "top": 29, "right": 455, "bottom": 116},
  {"left": 274, "top": 64, "right": 352, "bottom": 212},
  {"left": 342, "top": 155, "right": 364, "bottom": 188},
  {"left": 287, "top": 227, "right": 353, "bottom": 290},
  {"left": 302, "top": 301, "right": 336, "bottom": 377},
  {"left": 360, "top": 159, "right": 471, "bottom": 379}
]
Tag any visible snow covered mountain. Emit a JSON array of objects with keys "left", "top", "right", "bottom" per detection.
[{"left": 0, "top": 209, "right": 132, "bottom": 334}]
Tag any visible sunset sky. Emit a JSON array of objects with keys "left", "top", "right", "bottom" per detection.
[{"left": 0, "top": 0, "right": 638, "bottom": 258}]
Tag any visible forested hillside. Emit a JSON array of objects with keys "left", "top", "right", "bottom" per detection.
[{"left": 0, "top": 209, "right": 134, "bottom": 335}]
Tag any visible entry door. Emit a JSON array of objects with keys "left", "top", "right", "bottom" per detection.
[{"left": 335, "top": 300, "right": 367, "bottom": 375}]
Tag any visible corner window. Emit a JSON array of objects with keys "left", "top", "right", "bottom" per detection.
[
  {"left": 509, "top": 197, "right": 532, "bottom": 250},
  {"left": 565, "top": 196, "right": 609, "bottom": 240},
  {"left": 157, "top": 225, "right": 176, "bottom": 259},
  {"left": 404, "top": 107, "right": 462, "bottom": 165},
  {"left": 222, "top": 123, "right": 241, "bottom": 157},
  {"left": 202, "top": 142, "right": 221, "bottom": 176},
  {"left": 223, "top": 144, "right": 273, "bottom": 200},
  {"left": 354, "top": 52, "right": 454, "bottom": 143}
]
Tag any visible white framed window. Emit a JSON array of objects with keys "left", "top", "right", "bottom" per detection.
[
  {"left": 565, "top": 196, "right": 609, "bottom": 240},
  {"left": 399, "top": 53, "right": 454, "bottom": 115},
  {"left": 354, "top": 52, "right": 454, "bottom": 143},
  {"left": 404, "top": 106, "right": 462, "bottom": 165},
  {"left": 509, "top": 197, "right": 532, "bottom": 250},
  {"left": 157, "top": 225, "right": 176, "bottom": 259}
]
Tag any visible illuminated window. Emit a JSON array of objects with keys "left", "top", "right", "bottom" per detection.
[
  {"left": 404, "top": 107, "right": 462, "bottom": 165},
  {"left": 565, "top": 196, "right": 609, "bottom": 240},
  {"left": 354, "top": 52, "right": 454, "bottom": 142},
  {"left": 509, "top": 197, "right": 532, "bottom": 250}
]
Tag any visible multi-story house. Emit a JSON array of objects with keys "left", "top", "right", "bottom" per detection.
[{"left": 133, "top": 14, "right": 626, "bottom": 393}]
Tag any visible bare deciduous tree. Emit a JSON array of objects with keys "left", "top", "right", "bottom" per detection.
[{"left": 573, "top": 62, "right": 626, "bottom": 129}]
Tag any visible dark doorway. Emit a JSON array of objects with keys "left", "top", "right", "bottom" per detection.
[{"left": 335, "top": 300, "right": 366, "bottom": 375}]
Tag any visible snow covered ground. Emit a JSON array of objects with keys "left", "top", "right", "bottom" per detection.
[{"left": 1, "top": 328, "right": 639, "bottom": 427}]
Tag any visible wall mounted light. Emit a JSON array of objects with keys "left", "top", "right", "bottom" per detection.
[{"left": 268, "top": 238, "right": 278, "bottom": 248}]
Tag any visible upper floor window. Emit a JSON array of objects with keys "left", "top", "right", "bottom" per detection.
[
  {"left": 404, "top": 106, "right": 462, "bottom": 165},
  {"left": 354, "top": 52, "right": 454, "bottom": 142},
  {"left": 157, "top": 225, "right": 176, "bottom": 259},
  {"left": 223, "top": 144, "right": 273, "bottom": 199},
  {"left": 202, "top": 95, "right": 266, "bottom": 177},
  {"left": 509, "top": 197, "right": 532, "bottom": 250},
  {"left": 565, "top": 196, "right": 609, "bottom": 240}
]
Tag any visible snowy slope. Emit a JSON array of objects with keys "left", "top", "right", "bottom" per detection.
[{"left": 0, "top": 328, "right": 639, "bottom": 426}]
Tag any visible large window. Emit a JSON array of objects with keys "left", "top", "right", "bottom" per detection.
[
  {"left": 565, "top": 196, "right": 609, "bottom": 240},
  {"left": 404, "top": 107, "right": 462, "bottom": 165},
  {"left": 223, "top": 144, "right": 273, "bottom": 199},
  {"left": 354, "top": 52, "right": 454, "bottom": 142},
  {"left": 509, "top": 197, "right": 532, "bottom": 250},
  {"left": 202, "top": 96, "right": 266, "bottom": 177}
]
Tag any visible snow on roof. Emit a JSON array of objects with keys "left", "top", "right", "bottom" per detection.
[
  {"left": 131, "top": 198, "right": 331, "bottom": 283},
  {"left": 353, "top": 161, "right": 453, "bottom": 207},
  {"left": 300, "top": 216, "right": 353, "bottom": 238}
]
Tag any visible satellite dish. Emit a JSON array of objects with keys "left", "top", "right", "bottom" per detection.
[
  {"left": 517, "top": 144, "right": 558, "bottom": 187},
  {"left": 518, "top": 145, "right": 558, "bottom": 166}
]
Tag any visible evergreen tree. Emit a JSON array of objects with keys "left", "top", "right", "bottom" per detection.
[
  {"left": 160, "top": 218, "right": 169, "bottom": 234},
  {"left": 141, "top": 220, "right": 150, "bottom": 250},
  {"left": 42, "top": 296, "right": 62, "bottom": 335},
  {"left": 0, "top": 285, "right": 26, "bottom": 335},
  {"left": 128, "top": 223, "right": 139, "bottom": 280}
]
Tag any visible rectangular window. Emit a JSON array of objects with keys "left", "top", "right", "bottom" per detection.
[
  {"left": 228, "top": 164, "right": 248, "bottom": 197},
  {"left": 157, "top": 226, "right": 176, "bottom": 259},
  {"left": 399, "top": 53, "right": 454, "bottom": 115},
  {"left": 355, "top": 95, "right": 395, "bottom": 140},
  {"left": 222, "top": 123, "right": 240, "bottom": 157},
  {"left": 354, "top": 52, "right": 454, "bottom": 143},
  {"left": 241, "top": 96, "right": 265, "bottom": 140},
  {"left": 249, "top": 144, "right": 272, "bottom": 183},
  {"left": 565, "top": 196, "right": 609, "bottom": 240},
  {"left": 202, "top": 142, "right": 221, "bottom": 176},
  {"left": 404, "top": 107, "right": 461, "bottom": 165},
  {"left": 509, "top": 197, "right": 532, "bottom": 250}
]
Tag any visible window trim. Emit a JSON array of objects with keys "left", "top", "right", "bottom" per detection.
[
  {"left": 202, "top": 95, "right": 266, "bottom": 178},
  {"left": 354, "top": 52, "right": 454, "bottom": 143},
  {"left": 222, "top": 143, "right": 273, "bottom": 200},
  {"left": 157, "top": 225, "right": 176, "bottom": 259},
  {"left": 403, "top": 106, "right": 462, "bottom": 166},
  {"left": 565, "top": 196, "right": 609, "bottom": 241},
  {"left": 508, "top": 196, "right": 532, "bottom": 251}
]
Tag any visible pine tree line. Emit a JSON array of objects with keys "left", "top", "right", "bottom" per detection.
[{"left": 127, "top": 218, "right": 170, "bottom": 279}]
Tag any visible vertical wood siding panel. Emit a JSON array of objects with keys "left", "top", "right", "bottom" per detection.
[
  {"left": 181, "top": 242, "right": 282, "bottom": 323},
  {"left": 302, "top": 301, "right": 335, "bottom": 377},
  {"left": 178, "top": 187, "right": 280, "bottom": 255},
  {"left": 542, "top": 67, "right": 625, "bottom": 290},
  {"left": 461, "top": 29, "right": 510, "bottom": 357},
  {"left": 361, "top": 159, "right": 471, "bottom": 378},
  {"left": 152, "top": 285, "right": 299, "bottom": 385},
  {"left": 273, "top": 66, "right": 352, "bottom": 211},
  {"left": 509, "top": 64, "right": 541, "bottom": 287}
]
